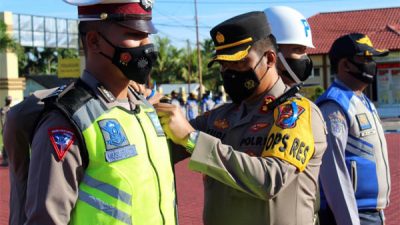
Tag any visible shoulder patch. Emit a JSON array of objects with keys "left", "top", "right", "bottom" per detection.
[
  {"left": 328, "top": 111, "right": 346, "bottom": 136},
  {"left": 262, "top": 97, "right": 314, "bottom": 172},
  {"left": 275, "top": 101, "right": 305, "bottom": 129},
  {"left": 48, "top": 128, "right": 75, "bottom": 161}
]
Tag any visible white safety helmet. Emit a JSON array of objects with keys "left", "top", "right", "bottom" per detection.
[{"left": 264, "top": 6, "right": 314, "bottom": 48}]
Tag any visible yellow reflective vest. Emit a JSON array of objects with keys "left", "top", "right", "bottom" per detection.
[{"left": 51, "top": 83, "right": 177, "bottom": 225}]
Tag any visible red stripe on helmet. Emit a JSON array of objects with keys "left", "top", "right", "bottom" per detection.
[{"left": 78, "top": 3, "right": 151, "bottom": 16}]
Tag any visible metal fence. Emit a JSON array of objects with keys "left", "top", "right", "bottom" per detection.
[{"left": 12, "top": 13, "right": 79, "bottom": 49}]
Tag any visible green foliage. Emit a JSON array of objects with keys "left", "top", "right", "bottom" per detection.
[
  {"left": 18, "top": 47, "right": 78, "bottom": 75},
  {"left": 13, "top": 33, "right": 219, "bottom": 92},
  {"left": 311, "top": 86, "right": 325, "bottom": 102},
  {"left": 151, "top": 36, "right": 221, "bottom": 92},
  {"left": 0, "top": 19, "right": 19, "bottom": 52}
]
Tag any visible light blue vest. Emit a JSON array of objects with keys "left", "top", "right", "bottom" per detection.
[{"left": 317, "top": 81, "right": 390, "bottom": 209}]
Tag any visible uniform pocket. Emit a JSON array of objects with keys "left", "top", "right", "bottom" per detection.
[{"left": 350, "top": 160, "right": 358, "bottom": 192}]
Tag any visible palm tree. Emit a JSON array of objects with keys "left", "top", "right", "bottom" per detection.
[
  {"left": 0, "top": 20, "right": 18, "bottom": 52},
  {"left": 201, "top": 39, "right": 222, "bottom": 91},
  {"left": 152, "top": 36, "right": 186, "bottom": 84}
]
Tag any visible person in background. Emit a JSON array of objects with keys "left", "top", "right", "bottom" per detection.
[
  {"left": 186, "top": 92, "right": 199, "bottom": 120},
  {"left": 0, "top": 95, "right": 12, "bottom": 167},
  {"left": 264, "top": 6, "right": 314, "bottom": 87},
  {"left": 201, "top": 91, "right": 215, "bottom": 113},
  {"left": 317, "top": 33, "right": 391, "bottom": 225},
  {"left": 155, "top": 11, "right": 327, "bottom": 225}
]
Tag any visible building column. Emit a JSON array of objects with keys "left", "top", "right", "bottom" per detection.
[{"left": 0, "top": 11, "right": 25, "bottom": 106}]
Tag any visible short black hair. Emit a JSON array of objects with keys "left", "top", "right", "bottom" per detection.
[{"left": 252, "top": 34, "right": 278, "bottom": 57}]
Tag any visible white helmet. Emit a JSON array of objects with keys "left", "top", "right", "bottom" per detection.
[{"left": 264, "top": 6, "right": 314, "bottom": 48}]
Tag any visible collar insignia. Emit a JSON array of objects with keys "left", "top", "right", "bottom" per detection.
[{"left": 259, "top": 96, "right": 275, "bottom": 114}]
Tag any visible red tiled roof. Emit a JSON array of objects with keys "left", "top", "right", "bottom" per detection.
[{"left": 307, "top": 7, "right": 400, "bottom": 55}]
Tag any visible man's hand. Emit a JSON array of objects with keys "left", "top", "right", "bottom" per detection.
[
  {"left": 129, "top": 81, "right": 147, "bottom": 94},
  {"left": 155, "top": 102, "right": 195, "bottom": 147}
]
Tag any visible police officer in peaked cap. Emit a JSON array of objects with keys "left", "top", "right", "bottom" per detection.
[
  {"left": 22, "top": 1, "right": 178, "bottom": 224},
  {"left": 155, "top": 11, "right": 327, "bottom": 225}
]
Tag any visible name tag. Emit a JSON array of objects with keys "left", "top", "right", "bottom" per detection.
[
  {"left": 105, "top": 145, "right": 137, "bottom": 163},
  {"left": 360, "top": 129, "right": 376, "bottom": 137}
]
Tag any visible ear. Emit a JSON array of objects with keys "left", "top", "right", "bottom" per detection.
[
  {"left": 86, "top": 31, "right": 101, "bottom": 53},
  {"left": 264, "top": 50, "right": 276, "bottom": 67},
  {"left": 339, "top": 58, "right": 352, "bottom": 72}
]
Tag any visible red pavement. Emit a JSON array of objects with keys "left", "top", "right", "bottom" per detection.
[{"left": 0, "top": 133, "right": 399, "bottom": 225}]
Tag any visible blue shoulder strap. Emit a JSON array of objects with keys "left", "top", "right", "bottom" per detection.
[{"left": 316, "top": 81, "right": 354, "bottom": 124}]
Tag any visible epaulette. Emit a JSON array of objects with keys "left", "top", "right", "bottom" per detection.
[
  {"left": 42, "top": 84, "right": 70, "bottom": 102},
  {"left": 267, "top": 82, "right": 303, "bottom": 110}
]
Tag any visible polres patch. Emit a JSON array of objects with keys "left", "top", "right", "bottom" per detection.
[
  {"left": 48, "top": 128, "right": 75, "bottom": 161},
  {"left": 98, "top": 119, "right": 137, "bottom": 162},
  {"left": 262, "top": 98, "right": 314, "bottom": 172},
  {"left": 275, "top": 102, "right": 305, "bottom": 129}
]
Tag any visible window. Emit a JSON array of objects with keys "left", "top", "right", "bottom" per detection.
[{"left": 312, "top": 67, "right": 321, "bottom": 77}]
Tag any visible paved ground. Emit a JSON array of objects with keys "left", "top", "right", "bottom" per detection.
[{"left": 1, "top": 133, "right": 399, "bottom": 225}]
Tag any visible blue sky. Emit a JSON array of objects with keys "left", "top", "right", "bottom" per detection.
[{"left": 0, "top": 0, "right": 399, "bottom": 48}]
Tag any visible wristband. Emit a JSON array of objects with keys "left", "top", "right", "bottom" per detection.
[{"left": 186, "top": 130, "right": 199, "bottom": 153}]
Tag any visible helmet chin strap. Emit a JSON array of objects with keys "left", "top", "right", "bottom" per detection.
[{"left": 278, "top": 52, "right": 301, "bottom": 84}]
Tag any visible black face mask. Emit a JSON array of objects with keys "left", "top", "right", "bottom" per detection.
[
  {"left": 282, "top": 55, "right": 313, "bottom": 82},
  {"left": 347, "top": 58, "right": 377, "bottom": 84},
  {"left": 98, "top": 33, "right": 157, "bottom": 84},
  {"left": 221, "top": 56, "right": 265, "bottom": 104}
]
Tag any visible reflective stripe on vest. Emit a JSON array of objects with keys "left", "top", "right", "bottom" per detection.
[
  {"left": 78, "top": 190, "right": 132, "bottom": 225},
  {"left": 68, "top": 97, "right": 176, "bottom": 225}
]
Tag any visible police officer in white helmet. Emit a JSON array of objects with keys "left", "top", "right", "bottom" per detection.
[
  {"left": 264, "top": 6, "right": 314, "bottom": 86},
  {"left": 265, "top": 7, "right": 322, "bottom": 224}
]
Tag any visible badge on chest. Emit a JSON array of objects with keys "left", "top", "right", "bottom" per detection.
[
  {"left": 98, "top": 119, "right": 138, "bottom": 162},
  {"left": 356, "top": 113, "right": 372, "bottom": 131}
]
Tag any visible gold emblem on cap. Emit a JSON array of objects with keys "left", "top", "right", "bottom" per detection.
[
  {"left": 100, "top": 13, "right": 108, "bottom": 20},
  {"left": 216, "top": 32, "right": 225, "bottom": 44},
  {"left": 356, "top": 36, "right": 373, "bottom": 47},
  {"left": 364, "top": 50, "right": 373, "bottom": 56}
]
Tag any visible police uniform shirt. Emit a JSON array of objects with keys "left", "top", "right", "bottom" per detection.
[
  {"left": 24, "top": 71, "right": 145, "bottom": 225},
  {"left": 188, "top": 77, "right": 328, "bottom": 225},
  {"left": 318, "top": 79, "right": 390, "bottom": 225}
]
